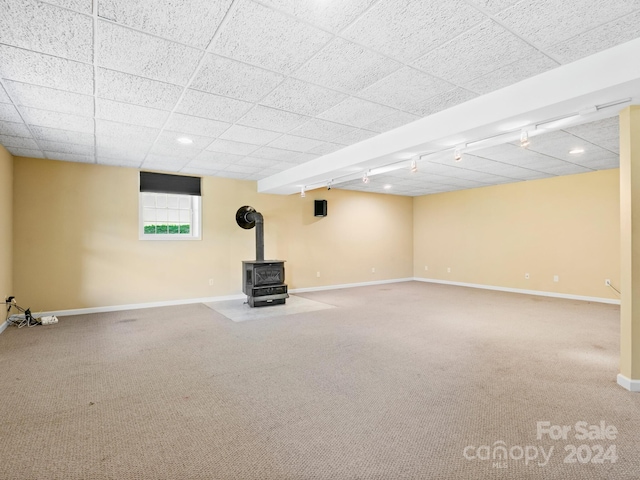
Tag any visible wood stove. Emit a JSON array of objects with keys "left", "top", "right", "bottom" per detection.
[
  {"left": 242, "top": 260, "right": 288, "bottom": 307},
  {"left": 236, "top": 206, "right": 288, "bottom": 308}
]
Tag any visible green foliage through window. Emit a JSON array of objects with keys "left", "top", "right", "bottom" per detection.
[{"left": 144, "top": 224, "right": 191, "bottom": 234}]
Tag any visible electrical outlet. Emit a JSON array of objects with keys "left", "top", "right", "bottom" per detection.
[
  {"left": 553, "top": 275, "right": 559, "bottom": 282},
  {"left": 208, "top": 278, "right": 214, "bottom": 286},
  {"left": 371, "top": 267, "right": 375, "bottom": 273},
  {"left": 424, "top": 265, "right": 428, "bottom": 271},
  {"left": 525, "top": 273, "right": 530, "bottom": 279},
  {"left": 605, "top": 279, "right": 611, "bottom": 286},
  {"left": 316, "top": 271, "right": 320, "bottom": 278},
  {"left": 447, "top": 267, "right": 451, "bottom": 273}
]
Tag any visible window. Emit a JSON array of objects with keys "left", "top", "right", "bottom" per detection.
[{"left": 139, "top": 172, "right": 201, "bottom": 240}]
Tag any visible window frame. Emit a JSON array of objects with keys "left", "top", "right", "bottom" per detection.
[{"left": 138, "top": 191, "right": 202, "bottom": 241}]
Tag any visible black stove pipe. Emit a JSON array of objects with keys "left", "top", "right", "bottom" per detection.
[{"left": 249, "top": 211, "right": 264, "bottom": 261}]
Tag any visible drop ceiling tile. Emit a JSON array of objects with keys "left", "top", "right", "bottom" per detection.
[
  {"left": 191, "top": 150, "right": 244, "bottom": 166},
  {"left": 97, "top": 156, "right": 143, "bottom": 168},
  {"left": 533, "top": 162, "right": 592, "bottom": 175},
  {"left": 237, "top": 156, "right": 280, "bottom": 168},
  {"left": 98, "top": 0, "right": 232, "bottom": 49},
  {"left": 563, "top": 117, "right": 619, "bottom": 144},
  {"left": 95, "top": 119, "right": 158, "bottom": 142},
  {"left": 45, "top": 151, "right": 94, "bottom": 163},
  {"left": 180, "top": 166, "right": 224, "bottom": 176},
  {"left": 363, "top": 111, "right": 421, "bottom": 133},
  {"left": 7, "top": 146, "right": 44, "bottom": 157},
  {"left": 0, "top": 45, "right": 93, "bottom": 95},
  {"left": 577, "top": 157, "right": 619, "bottom": 170},
  {"left": 38, "top": 140, "right": 93, "bottom": 155},
  {"left": 0, "top": 120, "right": 32, "bottom": 137},
  {"left": 546, "top": 11, "right": 640, "bottom": 64},
  {"left": 213, "top": 0, "right": 332, "bottom": 75},
  {"left": 219, "top": 125, "right": 282, "bottom": 146},
  {"left": 342, "top": 0, "right": 485, "bottom": 62},
  {"left": 334, "top": 128, "right": 378, "bottom": 145},
  {"left": 222, "top": 163, "right": 261, "bottom": 174},
  {"left": 164, "top": 113, "right": 231, "bottom": 138},
  {"left": 250, "top": 146, "right": 304, "bottom": 162},
  {"left": 289, "top": 119, "right": 355, "bottom": 143},
  {"left": 0, "top": 84, "right": 10, "bottom": 104},
  {"left": 293, "top": 38, "right": 401, "bottom": 94},
  {"left": 176, "top": 89, "right": 253, "bottom": 123},
  {"left": 96, "top": 98, "right": 169, "bottom": 129},
  {"left": 0, "top": 134, "right": 38, "bottom": 149},
  {"left": 496, "top": 0, "right": 639, "bottom": 49},
  {"left": 260, "top": 78, "right": 347, "bottom": 117},
  {"left": 0, "top": 103, "right": 22, "bottom": 123},
  {"left": 318, "top": 97, "right": 396, "bottom": 128},
  {"left": 97, "top": 20, "right": 202, "bottom": 86},
  {"left": 466, "top": 0, "right": 520, "bottom": 14},
  {"left": 191, "top": 54, "right": 284, "bottom": 102},
  {"left": 471, "top": 145, "right": 581, "bottom": 174},
  {"left": 307, "top": 142, "right": 344, "bottom": 155},
  {"left": 595, "top": 138, "right": 619, "bottom": 154},
  {"left": 261, "top": 0, "right": 376, "bottom": 32},
  {"left": 525, "top": 132, "right": 616, "bottom": 163},
  {"left": 462, "top": 51, "right": 559, "bottom": 95},
  {"left": 21, "top": 107, "right": 93, "bottom": 133},
  {"left": 413, "top": 21, "right": 538, "bottom": 85},
  {"left": 96, "top": 141, "right": 150, "bottom": 162},
  {"left": 30, "top": 125, "right": 94, "bottom": 145},
  {"left": 142, "top": 155, "right": 192, "bottom": 171},
  {"left": 461, "top": 155, "right": 550, "bottom": 179},
  {"left": 411, "top": 88, "right": 478, "bottom": 116},
  {"left": 47, "top": 0, "right": 92, "bottom": 14},
  {"left": 206, "top": 139, "right": 259, "bottom": 156},
  {"left": 96, "top": 68, "right": 183, "bottom": 110},
  {"left": 0, "top": 0, "right": 92, "bottom": 63},
  {"left": 215, "top": 171, "right": 249, "bottom": 180},
  {"left": 5, "top": 80, "right": 94, "bottom": 117},
  {"left": 359, "top": 67, "right": 455, "bottom": 111},
  {"left": 156, "top": 130, "right": 214, "bottom": 150},
  {"left": 147, "top": 143, "right": 202, "bottom": 160},
  {"left": 267, "top": 134, "right": 325, "bottom": 152},
  {"left": 237, "top": 105, "right": 308, "bottom": 133},
  {"left": 279, "top": 152, "right": 318, "bottom": 164}
]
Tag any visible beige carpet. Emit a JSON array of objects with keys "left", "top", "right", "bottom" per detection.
[{"left": 0, "top": 282, "right": 638, "bottom": 479}]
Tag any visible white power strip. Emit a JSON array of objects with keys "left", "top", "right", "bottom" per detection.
[{"left": 40, "top": 315, "right": 58, "bottom": 325}]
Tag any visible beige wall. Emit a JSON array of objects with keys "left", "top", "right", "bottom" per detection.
[
  {"left": 413, "top": 169, "right": 620, "bottom": 300},
  {"left": 13, "top": 157, "right": 413, "bottom": 311},
  {"left": 0, "top": 145, "right": 12, "bottom": 303}
]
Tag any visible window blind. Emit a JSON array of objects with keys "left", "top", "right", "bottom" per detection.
[{"left": 140, "top": 172, "right": 201, "bottom": 196}]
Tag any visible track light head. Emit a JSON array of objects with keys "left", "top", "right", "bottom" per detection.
[
  {"left": 454, "top": 148, "right": 462, "bottom": 162},
  {"left": 362, "top": 172, "right": 370, "bottom": 184},
  {"left": 410, "top": 158, "right": 418, "bottom": 173},
  {"left": 520, "top": 129, "right": 530, "bottom": 148},
  {"left": 300, "top": 186, "right": 306, "bottom": 198}
]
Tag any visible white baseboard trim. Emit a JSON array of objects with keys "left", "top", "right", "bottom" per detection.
[
  {"left": 413, "top": 277, "right": 620, "bottom": 305},
  {"left": 37, "top": 294, "right": 246, "bottom": 317},
  {"left": 0, "top": 320, "right": 8, "bottom": 335},
  {"left": 290, "top": 277, "right": 414, "bottom": 294},
  {"left": 15, "top": 276, "right": 618, "bottom": 319},
  {"left": 31, "top": 278, "right": 414, "bottom": 317},
  {"left": 617, "top": 374, "right": 640, "bottom": 392}
]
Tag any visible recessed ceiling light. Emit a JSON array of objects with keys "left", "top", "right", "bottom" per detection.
[
  {"left": 383, "top": 185, "right": 392, "bottom": 190},
  {"left": 177, "top": 137, "right": 193, "bottom": 145},
  {"left": 569, "top": 147, "right": 585, "bottom": 154}
]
